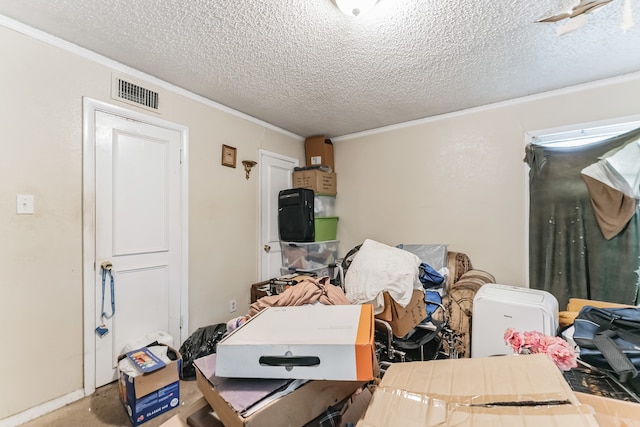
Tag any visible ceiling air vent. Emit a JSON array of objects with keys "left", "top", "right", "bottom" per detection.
[{"left": 111, "top": 74, "right": 161, "bottom": 113}]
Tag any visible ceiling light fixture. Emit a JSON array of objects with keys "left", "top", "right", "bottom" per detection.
[{"left": 334, "top": 0, "right": 379, "bottom": 17}]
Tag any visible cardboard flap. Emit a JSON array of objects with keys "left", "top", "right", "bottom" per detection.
[
  {"left": 575, "top": 392, "right": 640, "bottom": 427},
  {"left": 133, "top": 361, "right": 180, "bottom": 398},
  {"left": 377, "top": 355, "right": 575, "bottom": 406},
  {"left": 359, "top": 387, "right": 594, "bottom": 427},
  {"left": 375, "top": 290, "right": 427, "bottom": 337}
]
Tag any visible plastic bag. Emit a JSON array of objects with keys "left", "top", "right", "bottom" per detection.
[{"left": 178, "top": 323, "right": 227, "bottom": 380}]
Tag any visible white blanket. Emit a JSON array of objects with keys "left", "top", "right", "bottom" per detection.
[{"left": 344, "top": 239, "right": 422, "bottom": 314}]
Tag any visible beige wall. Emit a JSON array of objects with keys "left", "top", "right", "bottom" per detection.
[
  {"left": 334, "top": 75, "right": 640, "bottom": 287},
  {"left": 0, "top": 25, "right": 303, "bottom": 420}
]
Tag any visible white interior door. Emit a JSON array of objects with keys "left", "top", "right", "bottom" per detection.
[
  {"left": 94, "top": 110, "right": 183, "bottom": 387},
  {"left": 259, "top": 150, "right": 298, "bottom": 281}
]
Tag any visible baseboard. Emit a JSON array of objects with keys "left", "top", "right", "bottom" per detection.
[{"left": 0, "top": 389, "right": 85, "bottom": 427}]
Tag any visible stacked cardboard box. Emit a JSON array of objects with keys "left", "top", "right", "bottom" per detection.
[
  {"left": 304, "top": 135, "right": 334, "bottom": 170},
  {"left": 293, "top": 135, "right": 337, "bottom": 196},
  {"left": 292, "top": 135, "right": 339, "bottom": 244}
]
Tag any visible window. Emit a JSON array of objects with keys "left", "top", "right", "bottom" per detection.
[{"left": 524, "top": 118, "right": 640, "bottom": 309}]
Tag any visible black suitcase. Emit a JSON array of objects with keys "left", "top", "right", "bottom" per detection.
[{"left": 278, "top": 188, "right": 314, "bottom": 242}]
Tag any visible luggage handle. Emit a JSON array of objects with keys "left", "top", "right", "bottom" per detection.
[
  {"left": 593, "top": 329, "right": 638, "bottom": 383},
  {"left": 259, "top": 353, "right": 320, "bottom": 371}
]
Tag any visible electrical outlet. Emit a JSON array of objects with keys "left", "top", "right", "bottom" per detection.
[
  {"left": 229, "top": 299, "right": 237, "bottom": 313},
  {"left": 17, "top": 194, "right": 34, "bottom": 214}
]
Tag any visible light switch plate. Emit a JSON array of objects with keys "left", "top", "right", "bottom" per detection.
[{"left": 17, "top": 194, "right": 34, "bottom": 214}]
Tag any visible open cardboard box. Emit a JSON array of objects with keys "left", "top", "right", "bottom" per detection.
[
  {"left": 375, "top": 290, "right": 427, "bottom": 337},
  {"left": 358, "top": 354, "right": 599, "bottom": 426},
  {"left": 158, "top": 397, "right": 217, "bottom": 427},
  {"left": 118, "top": 345, "right": 182, "bottom": 426},
  {"left": 194, "top": 354, "right": 366, "bottom": 427}
]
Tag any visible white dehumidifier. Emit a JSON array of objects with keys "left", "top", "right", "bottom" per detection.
[{"left": 471, "top": 284, "right": 558, "bottom": 358}]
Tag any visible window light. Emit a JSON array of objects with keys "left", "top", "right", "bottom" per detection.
[{"left": 532, "top": 121, "right": 640, "bottom": 148}]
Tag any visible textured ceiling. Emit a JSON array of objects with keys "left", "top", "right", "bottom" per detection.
[{"left": 1, "top": 0, "right": 639, "bottom": 138}]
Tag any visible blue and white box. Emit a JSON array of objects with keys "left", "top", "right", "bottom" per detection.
[{"left": 117, "top": 345, "right": 182, "bottom": 426}]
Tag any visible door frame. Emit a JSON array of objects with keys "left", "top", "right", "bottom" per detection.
[
  {"left": 82, "top": 97, "right": 189, "bottom": 395},
  {"left": 258, "top": 149, "right": 298, "bottom": 280}
]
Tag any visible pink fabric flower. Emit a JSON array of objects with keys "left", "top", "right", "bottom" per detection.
[
  {"left": 504, "top": 328, "right": 524, "bottom": 352},
  {"left": 546, "top": 341, "right": 578, "bottom": 371},
  {"left": 522, "top": 331, "right": 543, "bottom": 352},
  {"left": 504, "top": 328, "right": 577, "bottom": 371}
]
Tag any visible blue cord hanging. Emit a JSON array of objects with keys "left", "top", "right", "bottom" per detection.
[{"left": 100, "top": 263, "right": 115, "bottom": 321}]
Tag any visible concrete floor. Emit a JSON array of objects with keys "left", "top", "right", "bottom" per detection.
[{"left": 19, "top": 379, "right": 202, "bottom": 427}]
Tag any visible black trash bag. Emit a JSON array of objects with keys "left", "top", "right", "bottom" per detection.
[{"left": 178, "top": 323, "right": 227, "bottom": 380}]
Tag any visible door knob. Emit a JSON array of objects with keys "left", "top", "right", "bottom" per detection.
[{"left": 264, "top": 245, "right": 271, "bottom": 253}]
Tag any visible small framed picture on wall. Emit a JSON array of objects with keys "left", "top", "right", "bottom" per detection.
[{"left": 221, "top": 144, "right": 237, "bottom": 168}]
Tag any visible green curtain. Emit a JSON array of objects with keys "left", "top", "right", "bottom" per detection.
[{"left": 525, "top": 129, "right": 640, "bottom": 310}]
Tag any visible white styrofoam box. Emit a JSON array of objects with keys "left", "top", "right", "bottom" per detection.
[
  {"left": 215, "top": 305, "right": 375, "bottom": 381},
  {"left": 121, "top": 331, "right": 174, "bottom": 354},
  {"left": 314, "top": 195, "right": 336, "bottom": 217},
  {"left": 471, "top": 284, "right": 558, "bottom": 358}
]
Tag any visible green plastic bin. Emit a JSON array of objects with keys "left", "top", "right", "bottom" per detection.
[{"left": 314, "top": 217, "right": 339, "bottom": 242}]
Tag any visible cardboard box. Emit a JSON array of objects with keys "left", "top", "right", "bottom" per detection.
[
  {"left": 575, "top": 392, "right": 640, "bottom": 427},
  {"left": 118, "top": 346, "right": 182, "bottom": 426},
  {"left": 292, "top": 170, "right": 337, "bottom": 196},
  {"left": 375, "top": 290, "right": 427, "bottom": 337},
  {"left": 195, "top": 357, "right": 365, "bottom": 427},
  {"left": 358, "top": 354, "right": 599, "bottom": 426},
  {"left": 340, "top": 384, "right": 375, "bottom": 426},
  {"left": 216, "top": 304, "right": 375, "bottom": 381},
  {"left": 305, "top": 135, "right": 334, "bottom": 171},
  {"left": 159, "top": 397, "right": 219, "bottom": 427}
]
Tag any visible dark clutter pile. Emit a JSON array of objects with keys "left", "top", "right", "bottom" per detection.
[
  {"left": 168, "top": 234, "right": 640, "bottom": 426},
  {"left": 158, "top": 133, "right": 504, "bottom": 425},
  {"left": 162, "top": 235, "right": 500, "bottom": 426},
  {"left": 161, "top": 133, "right": 638, "bottom": 425}
]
